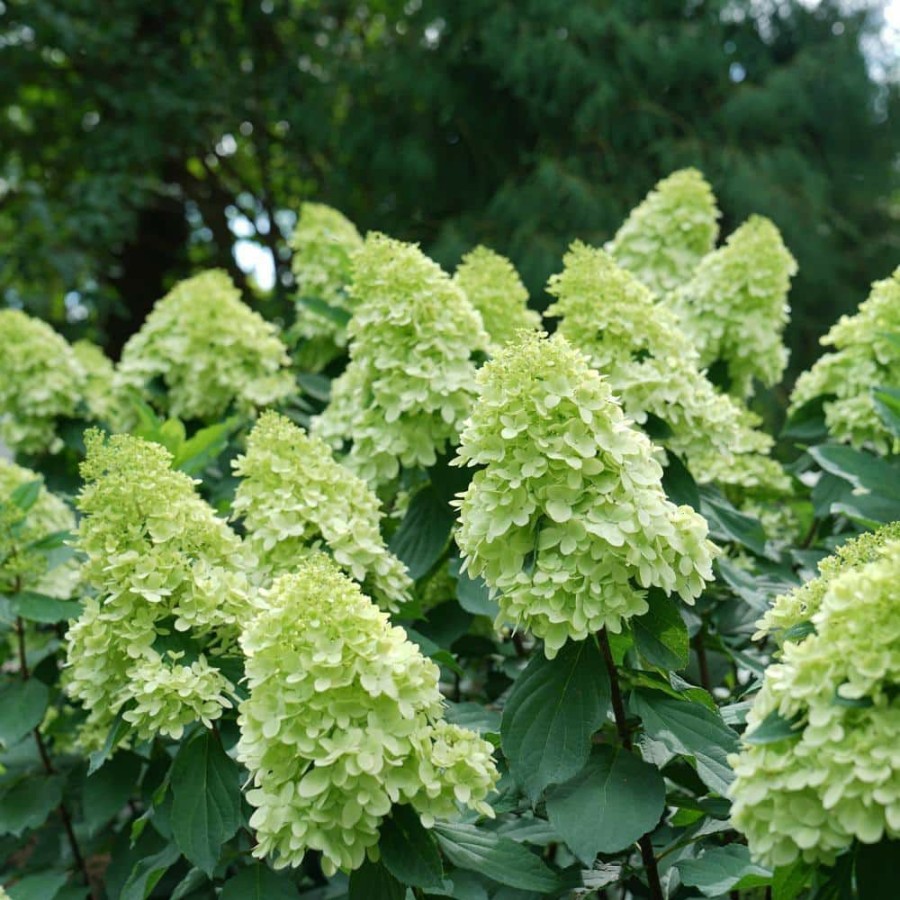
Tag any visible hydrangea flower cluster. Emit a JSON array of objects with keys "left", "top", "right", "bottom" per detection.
[
  {"left": 453, "top": 331, "right": 716, "bottom": 658},
  {"left": 789, "top": 267, "right": 900, "bottom": 454},
  {"left": 546, "top": 243, "right": 789, "bottom": 494},
  {"left": 237, "top": 555, "right": 498, "bottom": 874},
  {"left": 606, "top": 168, "right": 720, "bottom": 296},
  {"left": 0, "top": 459, "right": 79, "bottom": 599},
  {"left": 0, "top": 309, "right": 85, "bottom": 455},
  {"left": 232, "top": 411, "right": 412, "bottom": 610},
  {"left": 72, "top": 339, "right": 122, "bottom": 426},
  {"left": 64, "top": 431, "right": 251, "bottom": 746},
  {"left": 730, "top": 528, "right": 900, "bottom": 866},
  {"left": 667, "top": 215, "right": 797, "bottom": 398},
  {"left": 290, "top": 202, "right": 363, "bottom": 365},
  {"left": 453, "top": 246, "right": 540, "bottom": 350},
  {"left": 116, "top": 269, "right": 295, "bottom": 422},
  {"left": 313, "top": 233, "right": 489, "bottom": 485}
]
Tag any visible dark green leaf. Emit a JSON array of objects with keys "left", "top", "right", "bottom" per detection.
[
  {"left": 170, "top": 730, "right": 242, "bottom": 876},
  {"left": 0, "top": 678, "right": 48, "bottom": 746},
  {"left": 445, "top": 701, "right": 501, "bottom": 735},
  {"left": 632, "top": 588, "right": 689, "bottom": 670},
  {"left": 296, "top": 372, "right": 332, "bottom": 402},
  {"left": 170, "top": 868, "right": 209, "bottom": 900},
  {"left": 172, "top": 418, "right": 238, "bottom": 476},
  {"left": 433, "top": 821, "right": 561, "bottom": 892},
  {"left": 772, "top": 857, "right": 813, "bottom": 900},
  {"left": 781, "top": 395, "right": 831, "bottom": 443},
  {"left": 379, "top": 805, "right": 444, "bottom": 890},
  {"left": 83, "top": 751, "right": 143, "bottom": 834},
  {"left": 782, "top": 621, "right": 816, "bottom": 642},
  {"left": 389, "top": 485, "right": 454, "bottom": 579},
  {"left": 296, "top": 295, "right": 352, "bottom": 326},
  {"left": 832, "top": 493, "right": 900, "bottom": 527},
  {"left": 10, "top": 480, "right": 43, "bottom": 512},
  {"left": 743, "top": 709, "right": 804, "bottom": 745},
  {"left": 677, "top": 845, "right": 771, "bottom": 897},
  {"left": 6, "top": 871, "right": 69, "bottom": 900},
  {"left": 220, "top": 863, "right": 299, "bottom": 900},
  {"left": 451, "top": 556, "right": 499, "bottom": 618},
  {"left": 501, "top": 638, "right": 611, "bottom": 800},
  {"left": 120, "top": 843, "right": 181, "bottom": 900},
  {"left": 0, "top": 775, "right": 64, "bottom": 836},
  {"left": 700, "top": 488, "right": 767, "bottom": 555},
  {"left": 349, "top": 858, "right": 405, "bottom": 900},
  {"left": 629, "top": 690, "right": 738, "bottom": 796},
  {"left": 10, "top": 592, "right": 83, "bottom": 624},
  {"left": 808, "top": 445, "right": 900, "bottom": 500},
  {"left": 25, "top": 530, "right": 72, "bottom": 552},
  {"left": 662, "top": 453, "right": 700, "bottom": 510},
  {"left": 88, "top": 711, "right": 129, "bottom": 775},
  {"left": 546, "top": 745, "right": 665, "bottom": 863},
  {"left": 873, "top": 387, "right": 900, "bottom": 439}
]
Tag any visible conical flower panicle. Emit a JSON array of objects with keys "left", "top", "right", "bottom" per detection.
[
  {"left": 790, "top": 267, "right": 900, "bottom": 454},
  {"left": 667, "top": 215, "right": 797, "bottom": 398},
  {"left": 290, "top": 203, "right": 363, "bottom": 367},
  {"left": 607, "top": 168, "right": 721, "bottom": 296},
  {"left": 0, "top": 459, "right": 79, "bottom": 599},
  {"left": 64, "top": 431, "right": 252, "bottom": 746},
  {"left": 453, "top": 331, "right": 716, "bottom": 658},
  {"left": 730, "top": 529, "right": 900, "bottom": 867},
  {"left": 237, "top": 555, "right": 498, "bottom": 875},
  {"left": 546, "top": 243, "right": 789, "bottom": 494},
  {"left": 312, "top": 233, "right": 489, "bottom": 485},
  {"left": 116, "top": 269, "right": 295, "bottom": 422},
  {"left": 0, "top": 309, "right": 86, "bottom": 455},
  {"left": 232, "top": 410, "right": 412, "bottom": 610},
  {"left": 453, "top": 246, "right": 540, "bottom": 351}
]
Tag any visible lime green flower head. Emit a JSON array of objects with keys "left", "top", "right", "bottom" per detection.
[
  {"left": 312, "top": 233, "right": 490, "bottom": 485},
  {"left": 72, "top": 339, "right": 123, "bottom": 427},
  {"left": 290, "top": 202, "right": 363, "bottom": 368},
  {"left": 453, "top": 331, "right": 717, "bottom": 658},
  {"left": 667, "top": 215, "right": 797, "bottom": 398},
  {"left": 64, "top": 431, "right": 251, "bottom": 746},
  {"left": 237, "top": 555, "right": 498, "bottom": 875},
  {"left": 0, "top": 309, "right": 85, "bottom": 455},
  {"left": 790, "top": 267, "right": 900, "bottom": 454},
  {"left": 116, "top": 269, "right": 295, "bottom": 422},
  {"left": 232, "top": 411, "right": 412, "bottom": 610},
  {"left": 453, "top": 246, "right": 540, "bottom": 351},
  {"left": 546, "top": 242, "right": 788, "bottom": 494},
  {"left": 0, "top": 459, "right": 79, "bottom": 599},
  {"left": 606, "top": 168, "right": 721, "bottom": 296},
  {"left": 730, "top": 534, "right": 900, "bottom": 867}
]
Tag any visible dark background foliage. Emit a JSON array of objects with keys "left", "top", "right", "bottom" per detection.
[{"left": 0, "top": 0, "right": 897, "bottom": 371}]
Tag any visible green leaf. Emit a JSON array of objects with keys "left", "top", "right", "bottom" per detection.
[
  {"left": 379, "top": 805, "right": 444, "bottom": 890},
  {"left": 781, "top": 394, "right": 831, "bottom": 443},
  {"left": 501, "top": 638, "right": 611, "bottom": 800},
  {"left": 349, "top": 858, "right": 405, "bottom": 900},
  {"left": 699, "top": 488, "right": 767, "bottom": 555},
  {"left": 451, "top": 555, "right": 499, "bottom": 618},
  {"left": 873, "top": 386, "right": 900, "bottom": 439},
  {"left": 170, "top": 868, "right": 209, "bottom": 900},
  {"left": 88, "top": 711, "right": 129, "bottom": 775},
  {"left": 662, "top": 453, "right": 700, "bottom": 510},
  {"left": 172, "top": 418, "right": 238, "bottom": 476},
  {"left": 0, "top": 678, "right": 48, "bottom": 746},
  {"left": 832, "top": 492, "right": 900, "bottom": 527},
  {"left": 677, "top": 845, "right": 771, "bottom": 897},
  {"left": 6, "top": 871, "right": 69, "bottom": 900},
  {"left": 782, "top": 621, "right": 816, "bottom": 642},
  {"left": 546, "top": 745, "right": 665, "bottom": 863},
  {"left": 772, "top": 857, "right": 813, "bottom": 900},
  {"left": 296, "top": 295, "right": 352, "bottom": 327},
  {"left": 83, "top": 751, "right": 143, "bottom": 834},
  {"left": 445, "top": 701, "right": 501, "bottom": 735},
  {"left": 743, "top": 709, "right": 804, "bottom": 745},
  {"left": 170, "top": 730, "right": 242, "bottom": 876},
  {"left": 120, "top": 843, "right": 181, "bottom": 900},
  {"left": 632, "top": 588, "right": 689, "bottom": 670},
  {"left": 25, "top": 529, "right": 72, "bottom": 552},
  {"left": 808, "top": 445, "right": 900, "bottom": 500},
  {"left": 10, "top": 479, "right": 43, "bottom": 512},
  {"left": 220, "top": 863, "right": 299, "bottom": 900},
  {"left": 433, "top": 821, "right": 561, "bottom": 892},
  {"left": 10, "top": 592, "right": 83, "bottom": 624},
  {"left": 629, "top": 690, "right": 738, "bottom": 796},
  {"left": 855, "top": 838, "right": 900, "bottom": 900},
  {"left": 389, "top": 484, "right": 454, "bottom": 579},
  {"left": 0, "top": 775, "right": 64, "bottom": 836}
]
